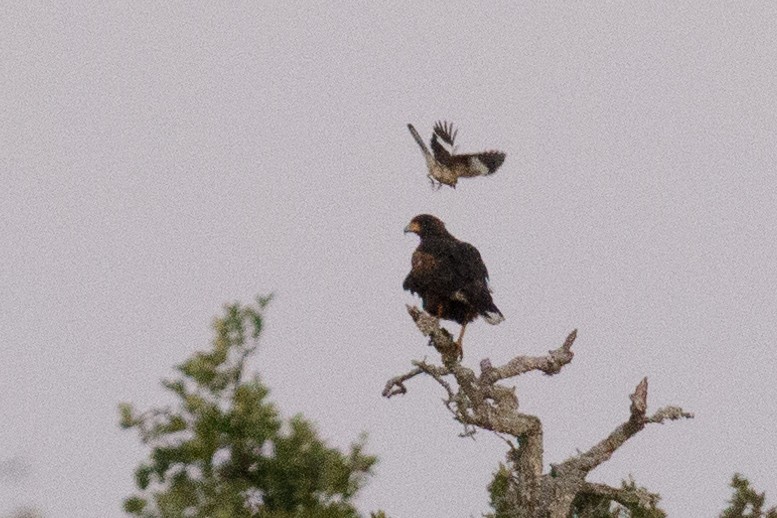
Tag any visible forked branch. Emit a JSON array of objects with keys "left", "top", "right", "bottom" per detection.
[{"left": 560, "top": 377, "right": 694, "bottom": 476}]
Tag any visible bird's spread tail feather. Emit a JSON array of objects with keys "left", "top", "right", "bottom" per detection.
[{"left": 407, "top": 124, "right": 430, "bottom": 155}]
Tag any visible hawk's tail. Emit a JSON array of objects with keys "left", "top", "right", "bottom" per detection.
[
  {"left": 482, "top": 303, "right": 505, "bottom": 325},
  {"left": 407, "top": 124, "right": 431, "bottom": 155}
]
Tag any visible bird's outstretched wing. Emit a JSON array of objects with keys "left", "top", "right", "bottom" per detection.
[
  {"left": 431, "top": 121, "right": 457, "bottom": 165},
  {"left": 430, "top": 133, "right": 453, "bottom": 165},
  {"left": 457, "top": 150, "right": 506, "bottom": 177},
  {"left": 433, "top": 121, "right": 458, "bottom": 147}
]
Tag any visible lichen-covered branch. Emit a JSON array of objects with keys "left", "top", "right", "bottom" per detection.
[
  {"left": 405, "top": 305, "right": 460, "bottom": 363},
  {"left": 382, "top": 367, "right": 423, "bottom": 398},
  {"left": 579, "top": 481, "right": 662, "bottom": 511},
  {"left": 561, "top": 377, "right": 694, "bottom": 476},
  {"left": 479, "top": 329, "right": 576, "bottom": 384},
  {"left": 647, "top": 405, "right": 695, "bottom": 423}
]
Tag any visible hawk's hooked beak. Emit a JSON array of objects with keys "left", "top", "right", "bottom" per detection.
[{"left": 404, "top": 221, "right": 420, "bottom": 234}]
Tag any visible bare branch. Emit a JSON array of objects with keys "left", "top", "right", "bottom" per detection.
[
  {"left": 579, "top": 481, "right": 661, "bottom": 510},
  {"left": 629, "top": 377, "right": 648, "bottom": 416},
  {"left": 406, "top": 305, "right": 452, "bottom": 344},
  {"left": 480, "top": 329, "right": 577, "bottom": 384},
  {"left": 381, "top": 360, "right": 455, "bottom": 400},
  {"left": 647, "top": 405, "right": 695, "bottom": 423},
  {"left": 563, "top": 377, "right": 693, "bottom": 475},
  {"left": 405, "top": 305, "right": 461, "bottom": 363},
  {"left": 382, "top": 367, "right": 423, "bottom": 398},
  {"left": 414, "top": 360, "right": 454, "bottom": 399}
]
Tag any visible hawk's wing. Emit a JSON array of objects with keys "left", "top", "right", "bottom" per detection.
[
  {"left": 452, "top": 241, "right": 490, "bottom": 284},
  {"left": 452, "top": 240, "right": 503, "bottom": 324},
  {"left": 403, "top": 250, "right": 438, "bottom": 294}
]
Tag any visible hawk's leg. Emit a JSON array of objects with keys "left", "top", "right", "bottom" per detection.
[{"left": 454, "top": 323, "right": 467, "bottom": 360}]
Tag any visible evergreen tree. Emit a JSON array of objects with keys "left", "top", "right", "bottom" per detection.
[
  {"left": 720, "top": 474, "right": 776, "bottom": 518},
  {"left": 120, "top": 296, "right": 377, "bottom": 517}
]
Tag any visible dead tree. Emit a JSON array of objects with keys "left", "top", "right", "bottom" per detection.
[{"left": 383, "top": 306, "right": 693, "bottom": 518}]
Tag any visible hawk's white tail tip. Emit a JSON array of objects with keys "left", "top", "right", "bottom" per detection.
[{"left": 484, "top": 311, "right": 505, "bottom": 325}]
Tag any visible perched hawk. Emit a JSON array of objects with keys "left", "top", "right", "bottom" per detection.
[
  {"left": 407, "top": 121, "right": 506, "bottom": 188},
  {"left": 403, "top": 214, "right": 504, "bottom": 358}
]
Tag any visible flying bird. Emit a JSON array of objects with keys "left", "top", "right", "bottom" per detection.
[
  {"left": 403, "top": 214, "right": 504, "bottom": 358},
  {"left": 407, "top": 121, "right": 506, "bottom": 188}
]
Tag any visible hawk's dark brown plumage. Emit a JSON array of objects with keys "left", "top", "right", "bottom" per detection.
[
  {"left": 403, "top": 214, "right": 504, "bottom": 357},
  {"left": 407, "top": 121, "right": 506, "bottom": 188}
]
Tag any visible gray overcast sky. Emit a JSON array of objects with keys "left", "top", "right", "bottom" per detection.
[{"left": 2, "top": 3, "right": 776, "bottom": 517}]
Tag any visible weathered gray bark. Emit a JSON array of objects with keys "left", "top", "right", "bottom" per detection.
[{"left": 383, "top": 305, "right": 693, "bottom": 518}]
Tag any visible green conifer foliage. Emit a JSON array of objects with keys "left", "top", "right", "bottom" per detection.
[
  {"left": 721, "top": 474, "right": 777, "bottom": 518},
  {"left": 120, "top": 296, "right": 377, "bottom": 518}
]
